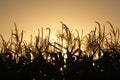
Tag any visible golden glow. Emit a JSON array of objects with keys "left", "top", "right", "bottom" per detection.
[{"left": 0, "top": 0, "right": 120, "bottom": 41}]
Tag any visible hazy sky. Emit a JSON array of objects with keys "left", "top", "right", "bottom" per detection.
[{"left": 0, "top": 0, "right": 120, "bottom": 41}]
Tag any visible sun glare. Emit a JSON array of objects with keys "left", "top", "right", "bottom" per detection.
[
  {"left": 62, "top": 48, "right": 67, "bottom": 59},
  {"left": 30, "top": 53, "right": 34, "bottom": 61}
]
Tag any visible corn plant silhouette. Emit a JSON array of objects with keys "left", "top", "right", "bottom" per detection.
[{"left": 0, "top": 22, "right": 119, "bottom": 80}]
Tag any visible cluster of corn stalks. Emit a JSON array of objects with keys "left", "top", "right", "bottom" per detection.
[
  {"left": 0, "top": 22, "right": 119, "bottom": 66},
  {"left": 0, "top": 22, "right": 120, "bottom": 80}
]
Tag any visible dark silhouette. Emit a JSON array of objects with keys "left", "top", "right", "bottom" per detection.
[{"left": 0, "top": 22, "right": 119, "bottom": 80}]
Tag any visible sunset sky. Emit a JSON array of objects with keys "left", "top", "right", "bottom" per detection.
[{"left": 0, "top": 0, "right": 120, "bottom": 41}]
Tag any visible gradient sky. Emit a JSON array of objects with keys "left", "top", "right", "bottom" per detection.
[{"left": 0, "top": 0, "right": 120, "bottom": 41}]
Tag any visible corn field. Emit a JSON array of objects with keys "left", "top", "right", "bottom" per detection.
[{"left": 0, "top": 22, "right": 120, "bottom": 80}]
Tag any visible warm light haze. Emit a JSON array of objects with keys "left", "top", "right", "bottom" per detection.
[
  {"left": 0, "top": 1, "right": 120, "bottom": 80},
  {"left": 0, "top": 0, "right": 120, "bottom": 41}
]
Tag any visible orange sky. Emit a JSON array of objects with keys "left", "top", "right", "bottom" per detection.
[{"left": 0, "top": 0, "right": 120, "bottom": 41}]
